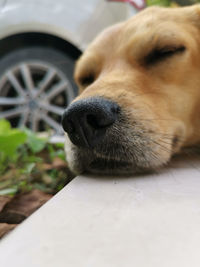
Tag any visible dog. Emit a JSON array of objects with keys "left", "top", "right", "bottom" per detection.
[{"left": 62, "top": 5, "right": 200, "bottom": 175}]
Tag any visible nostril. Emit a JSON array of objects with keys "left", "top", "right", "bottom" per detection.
[
  {"left": 85, "top": 102, "right": 120, "bottom": 130},
  {"left": 86, "top": 106, "right": 119, "bottom": 129},
  {"left": 86, "top": 114, "right": 101, "bottom": 129}
]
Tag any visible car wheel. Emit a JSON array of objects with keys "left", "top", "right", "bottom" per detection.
[{"left": 0, "top": 47, "right": 78, "bottom": 135}]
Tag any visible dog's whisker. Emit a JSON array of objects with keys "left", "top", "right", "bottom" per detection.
[
  {"left": 155, "top": 139, "right": 172, "bottom": 146},
  {"left": 151, "top": 140, "right": 172, "bottom": 154},
  {"left": 147, "top": 150, "right": 165, "bottom": 167}
]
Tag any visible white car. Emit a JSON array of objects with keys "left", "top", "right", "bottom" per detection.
[{"left": 0, "top": 0, "right": 143, "bottom": 135}]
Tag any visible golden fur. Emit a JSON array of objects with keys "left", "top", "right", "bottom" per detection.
[{"left": 64, "top": 5, "right": 200, "bottom": 174}]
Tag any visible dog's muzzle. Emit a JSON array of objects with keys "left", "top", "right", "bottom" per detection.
[{"left": 62, "top": 97, "right": 120, "bottom": 148}]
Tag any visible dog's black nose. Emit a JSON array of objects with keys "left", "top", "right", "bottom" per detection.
[{"left": 62, "top": 97, "right": 120, "bottom": 148}]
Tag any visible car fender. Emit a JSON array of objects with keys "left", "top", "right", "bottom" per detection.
[
  {"left": 0, "top": 0, "right": 135, "bottom": 51},
  {"left": 0, "top": 0, "right": 89, "bottom": 51}
]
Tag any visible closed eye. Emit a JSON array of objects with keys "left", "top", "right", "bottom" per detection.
[{"left": 145, "top": 46, "right": 186, "bottom": 65}]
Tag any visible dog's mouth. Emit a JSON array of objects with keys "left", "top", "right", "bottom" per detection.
[
  {"left": 64, "top": 120, "right": 175, "bottom": 175},
  {"left": 65, "top": 144, "right": 138, "bottom": 175}
]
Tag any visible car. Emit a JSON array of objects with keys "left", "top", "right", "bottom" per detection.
[{"left": 0, "top": 0, "right": 144, "bottom": 135}]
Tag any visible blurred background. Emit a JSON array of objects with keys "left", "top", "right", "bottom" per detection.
[{"left": 0, "top": 0, "right": 200, "bottom": 238}]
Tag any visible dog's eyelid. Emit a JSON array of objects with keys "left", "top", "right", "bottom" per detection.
[
  {"left": 158, "top": 45, "right": 185, "bottom": 53},
  {"left": 145, "top": 45, "right": 186, "bottom": 65}
]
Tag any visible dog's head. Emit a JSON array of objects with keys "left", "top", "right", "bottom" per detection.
[{"left": 62, "top": 5, "right": 200, "bottom": 175}]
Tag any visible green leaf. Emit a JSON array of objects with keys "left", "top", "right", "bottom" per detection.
[
  {"left": 24, "top": 128, "right": 47, "bottom": 153},
  {"left": 0, "top": 119, "right": 27, "bottom": 159},
  {"left": 26, "top": 155, "right": 43, "bottom": 163},
  {"left": 0, "top": 130, "right": 27, "bottom": 157},
  {"left": 52, "top": 149, "right": 66, "bottom": 160},
  {"left": 0, "top": 187, "right": 18, "bottom": 196},
  {"left": 54, "top": 143, "right": 64, "bottom": 149},
  {"left": 0, "top": 119, "right": 11, "bottom": 134},
  {"left": 146, "top": 0, "right": 171, "bottom": 6},
  {"left": 23, "top": 163, "right": 36, "bottom": 174},
  {"left": 0, "top": 180, "right": 13, "bottom": 190}
]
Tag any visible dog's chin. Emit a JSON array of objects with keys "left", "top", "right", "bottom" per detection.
[
  {"left": 64, "top": 133, "right": 172, "bottom": 176},
  {"left": 86, "top": 158, "right": 136, "bottom": 175}
]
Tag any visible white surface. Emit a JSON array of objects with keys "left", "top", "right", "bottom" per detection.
[{"left": 0, "top": 155, "right": 200, "bottom": 267}]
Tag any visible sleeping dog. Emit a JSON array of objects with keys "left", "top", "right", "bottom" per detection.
[{"left": 62, "top": 5, "right": 200, "bottom": 174}]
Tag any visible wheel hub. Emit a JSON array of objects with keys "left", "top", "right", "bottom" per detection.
[
  {"left": 0, "top": 61, "right": 75, "bottom": 134},
  {"left": 28, "top": 99, "right": 38, "bottom": 110}
]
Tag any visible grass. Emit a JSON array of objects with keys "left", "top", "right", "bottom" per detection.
[{"left": 0, "top": 119, "right": 72, "bottom": 196}]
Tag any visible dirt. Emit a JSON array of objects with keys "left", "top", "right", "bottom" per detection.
[{"left": 0, "top": 190, "right": 52, "bottom": 239}]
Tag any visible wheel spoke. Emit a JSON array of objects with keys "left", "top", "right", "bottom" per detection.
[
  {"left": 18, "top": 111, "right": 29, "bottom": 128},
  {"left": 20, "top": 64, "right": 34, "bottom": 93},
  {"left": 40, "top": 113, "right": 63, "bottom": 133},
  {"left": 39, "top": 103, "right": 64, "bottom": 116},
  {"left": 36, "top": 69, "right": 56, "bottom": 96},
  {"left": 6, "top": 71, "right": 26, "bottom": 96},
  {"left": 45, "top": 81, "right": 68, "bottom": 100},
  {"left": 0, "top": 106, "right": 26, "bottom": 119},
  {"left": 30, "top": 112, "right": 39, "bottom": 132},
  {"left": 0, "top": 97, "right": 26, "bottom": 105}
]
